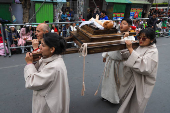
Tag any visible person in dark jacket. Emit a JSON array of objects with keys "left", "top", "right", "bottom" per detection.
[
  {"left": 87, "top": 8, "right": 93, "bottom": 20},
  {"left": 0, "top": 18, "right": 11, "bottom": 40},
  {"left": 147, "top": 13, "right": 161, "bottom": 31},
  {"left": 93, "top": 8, "right": 100, "bottom": 18},
  {"left": 7, "top": 26, "right": 22, "bottom": 54},
  {"left": 63, "top": 24, "right": 72, "bottom": 37},
  {"left": 7, "top": 26, "right": 20, "bottom": 46},
  {"left": 0, "top": 18, "right": 11, "bottom": 23}
]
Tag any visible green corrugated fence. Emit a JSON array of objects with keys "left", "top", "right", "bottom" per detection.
[
  {"left": 0, "top": 4, "right": 12, "bottom": 22},
  {"left": 35, "top": 3, "right": 53, "bottom": 23}
]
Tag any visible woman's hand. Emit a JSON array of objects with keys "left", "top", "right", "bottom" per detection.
[
  {"left": 32, "top": 50, "right": 42, "bottom": 62},
  {"left": 124, "top": 32, "right": 129, "bottom": 38},
  {"left": 125, "top": 40, "right": 133, "bottom": 54},
  {"left": 25, "top": 52, "right": 33, "bottom": 64}
]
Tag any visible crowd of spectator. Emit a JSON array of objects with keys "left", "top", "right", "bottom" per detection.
[
  {"left": 1, "top": 7, "right": 170, "bottom": 56},
  {"left": 148, "top": 8, "right": 170, "bottom": 18},
  {"left": 129, "top": 8, "right": 170, "bottom": 36},
  {"left": 61, "top": 8, "right": 75, "bottom": 22},
  {"left": 87, "top": 8, "right": 109, "bottom": 20}
]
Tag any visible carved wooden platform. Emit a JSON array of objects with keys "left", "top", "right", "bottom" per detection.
[
  {"left": 26, "top": 40, "right": 79, "bottom": 54},
  {"left": 77, "top": 27, "right": 122, "bottom": 42},
  {"left": 81, "top": 25, "right": 118, "bottom": 35},
  {"left": 70, "top": 31, "right": 139, "bottom": 54},
  {"left": 27, "top": 24, "right": 138, "bottom": 55}
]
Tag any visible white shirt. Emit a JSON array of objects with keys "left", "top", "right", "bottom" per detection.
[
  {"left": 121, "top": 36, "right": 135, "bottom": 41},
  {"left": 70, "top": 26, "right": 77, "bottom": 31}
]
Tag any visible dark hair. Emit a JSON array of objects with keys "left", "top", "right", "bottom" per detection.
[
  {"left": 51, "top": 24, "right": 56, "bottom": 29},
  {"left": 44, "top": 20, "right": 49, "bottom": 23},
  {"left": 25, "top": 26, "right": 30, "bottom": 34},
  {"left": 153, "top": 13, "right": 156, "bottom": 16},
  {"left": 101, "top": 10, "right": 106, "bottom": 15},
  {"left": 43, "top": 33, "right": 66, "bottom": 55},
  {"left": 122, "top": 18, "right": 132, "bottom": 25},
  {"left": 10, "top": 27, "right": 17, "bottom": 33},
  {"left": 138, "top": 28, "right": 156, "bottom": 44}
]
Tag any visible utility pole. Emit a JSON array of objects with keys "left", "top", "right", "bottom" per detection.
[
  {"left": 144, "top": 0, "right": 154, "bottom": 18},
  {"left": 70, "top": 0, "right": 72, "bottom": 9},
  {"left": 77, "top": 0, "right": 84, "bottom": 21},
  {"left": 19, "top": 0, "right": 31, "bottom": 23},
  {"left": 167, "top": 0, "right": 169, "bottom": 17}
]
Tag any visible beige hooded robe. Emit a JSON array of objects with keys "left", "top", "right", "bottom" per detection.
[
  {"left": 24, "top": 55, "right": 70, "bottom": 113},
  {"left": 101, "top": 36, "right": 135, "bottom": 104},
  {"left": 118, "top": 44, "right": 158, "bottom": 113}
]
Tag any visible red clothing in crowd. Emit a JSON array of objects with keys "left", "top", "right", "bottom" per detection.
[
  {"left": 0, "top": 30, "right": 3, "bottom": 43},
  {"left": 0, "top": 36, "right": 3, "bottom": 43},
  {"left": 54, "top": 27, "right": 58, "bottom": 32}
]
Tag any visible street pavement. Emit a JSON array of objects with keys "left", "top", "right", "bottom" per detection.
[{"left": 0, "top": 36, "right": 170, "bottom": 113}]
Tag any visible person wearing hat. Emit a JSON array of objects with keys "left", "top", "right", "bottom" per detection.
[
  {"left": 7, "top": 26, "right": 21, "bottom": 54},
  {"left": 8, "top": 26, "right": 20, "bottom": 45},
  {"left": 18, "top": 23, "right": 32, "bottom": 47}
]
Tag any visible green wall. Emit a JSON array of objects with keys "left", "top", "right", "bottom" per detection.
[
  {"left": 0, "top": 4, "right": 12, "bottom": 22},
  {"left": 35, "top": 3, "right": 53, "bottom": 23},
  {"left": 113, "top": 4, "right": 126, "bottom": 13}
]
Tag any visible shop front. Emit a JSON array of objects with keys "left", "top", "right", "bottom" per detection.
[{"left": 105, "top": 0, "right": 150, "bottom": 20}]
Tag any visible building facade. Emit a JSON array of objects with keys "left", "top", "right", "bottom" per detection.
[{"left": 154, "top": 0, "right": 168, "bottom": 3}]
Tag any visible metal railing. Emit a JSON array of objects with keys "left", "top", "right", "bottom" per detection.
[
  {"left": 5, "top": 21, "right": 82, "bottom": 57},
  {"left": 0, "top": 24, "right": 7, "bottom": 57},
  {"left": 131, "top": 17, "right": 170, "bottom": 37}
]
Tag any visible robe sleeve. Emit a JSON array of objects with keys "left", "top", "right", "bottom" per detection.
[
  {"left": 120, "top": 49, "right": 130, "bottom": 60},
  {"left": 124, "top": 49, "right": 158, "bottom": 76},
  {"left": 34, "top": 60, "right": 40, "bottom": 70},
  {"left": 124, "top": 36, "right": 135, "bottom": 41},
  {"left": 24, "top": 64, "right": 56, "bottom": 91}
]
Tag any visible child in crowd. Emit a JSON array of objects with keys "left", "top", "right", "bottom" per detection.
[
  {"left": 161, "top": 17, "right": 167, "bottom": 33},
  {"left": 18, "top": 24, "right": 32, "bottom": 46},
  {"left": 51, "top": 24, "right": 59, "bottom": 34},
  {"left": 70, "top": 23, "right": 77, "bottom": 31},
  {"left": 7, "top": 26, "right": 21, "bottom": 54}
]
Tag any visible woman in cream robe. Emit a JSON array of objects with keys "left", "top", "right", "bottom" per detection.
[
  {"left": 118, "top": 28, "right": 158, "bottom": 113},
  {"left": 101, "top": 18, "right": 135, "bottom": 104},
  {"left": 24, "top": 33, "right": 70, "bottom": 113},
  {"left": 101, "top": 36, "right": 135, "bottom": 104},
  {"left": 101, "top": 51, "right": 123, "bottom": 103}
]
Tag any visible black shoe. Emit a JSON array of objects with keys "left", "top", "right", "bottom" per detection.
[{"left": 101, "top": 98, "right": 107, "bottom": 102}]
